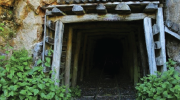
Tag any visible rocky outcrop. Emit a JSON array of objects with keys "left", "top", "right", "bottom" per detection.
[{"left": 0, "top": 0, "right": 15, "bottom": 6}]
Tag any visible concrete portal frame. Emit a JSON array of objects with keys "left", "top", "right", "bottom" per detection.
[{"left": 43, "top": 1, "right": 166, "bottom": 88}]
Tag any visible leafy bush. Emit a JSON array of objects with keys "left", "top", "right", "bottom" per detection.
[
  {"left": 70, "top": 86, "right": 81, "bottom": 97},
  {"left": 0, "top": 49, "right": 71, "bottom": 100},
  {"left": 135, "top": 59, "right": 180, "bottom": 100}
]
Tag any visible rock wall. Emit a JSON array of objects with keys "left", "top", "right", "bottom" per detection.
[
  {"left": 0, "top": 0, "right": 56, "bottom": 54},
  {"left": 165, "top": 0, "right": 180, "bottom": 65}
]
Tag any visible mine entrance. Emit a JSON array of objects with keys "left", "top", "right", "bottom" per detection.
[{"left": 60, "top": 21, "right": 148, "bottom": 99}]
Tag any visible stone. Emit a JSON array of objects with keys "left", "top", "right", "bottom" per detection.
[
  {"left": 171, "top": 23, "right": 179, "bottom": 32},
  {"left": 33, "top": 42, "right": 43, "bottom": 67},
  {"left": 0, "top": 0, "right": 15, "bottom": 6},
  {"left": 42, "top": 0, "right": 56, "bottom": 4},
  {"left": 166, "top": 36, "right": 180, "bottom": 63},
  {"left": 165, "top": 20, "right": 173, "bottom": 28},
  {"left": 13, "top": 11, "right": 43, "bottom": 53},
  {"left": 14, "top": 0, "right": 28, "bottom": 25},
  {"left": 27, "top": 0, "right": 41, "bottom": 14}
]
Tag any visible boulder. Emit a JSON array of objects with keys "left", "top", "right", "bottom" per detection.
[{"left": 27, "top": 0, "right": 41, "bottom": 14}]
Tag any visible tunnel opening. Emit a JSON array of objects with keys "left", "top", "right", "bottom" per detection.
[{"left": 59, "top": 21, "right": 149, "bottom": 99}]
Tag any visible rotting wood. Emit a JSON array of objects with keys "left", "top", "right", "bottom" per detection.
[
  {"left": 80, "top": 35, "right": 87, "bottom": 81},
  {"left": 115, "top": 3, "right": 131, "bottom": 14},
  {"left": 43, "top": 1, "right": 160, "bottom": 9},
  {"left": 45, "top": 36, "right": 54, "bottom": 45},
  {"left": 143, "top": 3, "right": 158, "bottom": 13},
  {"left": 130, "top": 34, "right": 139, "bottom": 85},
  {"left": 72, "top": 5, "right": 85, "bottom": 15},
  {"left": 138, "top": 28, "right": 148, "bottom": 76},
  {"left": 50, "top": 13, "right": 155, "bottom": 23},
  {"left": 96, "top": 4, "right": 107, "bottom": 14},
  {"left": 52, "top": 7, "right": 66, "bottom": 15},
  {"left": 152, "top": 24, "right": 159, "bottom": 35},
  {"left": 72, "top": 32, "right": 81, "bottom": 87},
  {"left": 154, "top": 41, "right": 161, "bottom": 49},
  {"left": 143, "top": 17, "right": 157, "bottom": 75},
  {"left": 165, "top": 26, "right": 180, "bottom": 40},
  {"left": 65, "top": 27, "right": 73, "bottom": 89},
  {"left": 51, "top": 21, "right": 64, "bottom": 86},
  {"left": 42, "top": 14, "right": 47, "bottom": 72},
  {"left": 156, "top": 8, "right": 166, "bottom": 72}
]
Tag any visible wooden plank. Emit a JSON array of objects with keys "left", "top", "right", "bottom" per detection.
[
  {"left": 72, "top": 5, "right": 85, "bottom": 15},
  {"left": 152, "top": 24, "right": 159, "bottom": 35},
  {"left": 43, "top": 1, "right": 160, "bottom": 9},
  {"left": 156, "top": 8, "right": 167, "bottom": 72},
  {"left": 45, "top": 36, "right": 54, "bottom": 45},
  {"left": 72, "top": 32, "right": 81, "bottom": 87},
  {"left": 50, "top": 13, "right": 156, "bottom": 23},
  {"left": 154, "top": 41, "right": 161, "bottom": 49},
  {"left": 52, "top": 7, "right": 66, "bottom": 15},
  {"left": 96, "top": 4, "right": 107, "bottom": 14},
  {"left": 129, "top": 34, "right": 139, "bottom": 85},
  {"left": 80, "top": 35, "right": 87, "bottom": 81},
  {"left": 65, "top": 27, "right": 73, "bottom": 89},
  {"left": 143, "top": 17, "right": 157, "bottom": 75},
  {"left": 165, "top": 26, "right": 180, "bottom": 40},
  {"left": 115, "top": 3, "right": 131, "bottom": 14},
  {"left": 143, "top": 3, "right": 158, "bottom": 13},
  {"left": 42, "top": 14, "right": 48, "bottom": 72},
  {"left": 138, "top": 28, "right": 148, "bottom": 76},
  {"left": 51, "top": 21, "right": 64, "bottom": 86}
]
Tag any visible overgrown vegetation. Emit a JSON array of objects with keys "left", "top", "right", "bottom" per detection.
[
  {"left": 0, "top": 49, "right": 82, "bottom": 100},
  {"left": 136, "top": 59, "right": 180, "bottom": 100}
]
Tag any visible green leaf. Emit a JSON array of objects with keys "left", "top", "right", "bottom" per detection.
[
  {"left": 23, "top": 62, "right": 28, "bottom": 65},
  {"left": 38, "top": 84, "right": 45, "bottom": 89},
  {"left": 33, "top": 89, "right": 39, "bottom": 96},
  {"left": 20, "top": 90, "right": 26, "bottom": 95},
  {"left": 37, "top": 59, "right": 42, "bottom": 65}
]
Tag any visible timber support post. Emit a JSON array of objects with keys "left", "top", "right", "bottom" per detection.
[
  {"left": 143, "top": 17, "right": 157, "bottom": 75},
  {"left": 51, "top": 21, "right": 64, "bottom": 86},
  {"left": 80, "top": 35, "right": 87, "bottom": 81},
  {"left": 65, "top": 27, "right": 73, "bottom": 89},
  {"left": 72, "top": 32, "right": 82, "bottom": 87}
]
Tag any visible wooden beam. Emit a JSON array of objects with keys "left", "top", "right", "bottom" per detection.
[
  {"left": 80, "top": 35, "right": 87, "bottom": 81},
  {"left": 152, "top": 24, "right": 159, "bottom": 35},
  {"left": 165, "top": 26, "right": 180, "bottom": 40},
  {"left": 143, "top": 17, "right": 157, "bottom": 75},
  {"left": 154, "top": 41, "right": 161, "bottom": 49},
  {"left": 52, "top": 7, "right": 66, "bottom": 15},
  {"left": 143, "top": 3, "right": 158, "bottom": 13},
  {"left": 72, "top": 5, "right": 85, "bottom": 15},
  {"left": 72, "top": 32, "right": 81, "bottom": 87},
  {"left": 156, "top": 8, "right": 167, "bottom": 72},
  {"left": 65, "top": 27, "right": 73, "bottom": 89},
  {"left": 115, "top": 3, "right": 131, "bottom": 14},
  {"left": 138, "top": 28, "right": 148, "bottom": 76},
  {"left": 50, "top": 13, "right": 155, "bottom": 23},
  {"left": 51, "top": 21, "right": 64, "bottom": 86},
  {"left": 45, "top": 36, "right": 54, "bottom": 45},
  {"left": 96, "top": 4, "right": 107, "bottom": 14},
  {"left": 43, "top": 1, "right": 160, "bottom": 9}
]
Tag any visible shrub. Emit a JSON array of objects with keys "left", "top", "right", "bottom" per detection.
[
  {"left": 135, "top": 59, "right": 180, "bottom": 100},
  {"left": 0, "top": 49, "right": 71, "bottom": 100}
]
